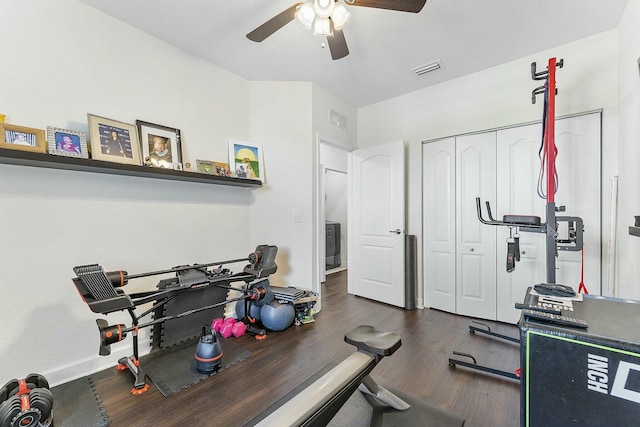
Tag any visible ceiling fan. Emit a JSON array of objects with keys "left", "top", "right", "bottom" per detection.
[{"left": 246, "top": 0, "right": 427, "bottom": 60}]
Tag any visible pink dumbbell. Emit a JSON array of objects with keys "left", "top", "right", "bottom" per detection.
[
  {"left": 211, "top": 317, "right": 225, "bottom": 332},
  {"left": 220, "top": 318, "right": 237, "bottom": 338}
]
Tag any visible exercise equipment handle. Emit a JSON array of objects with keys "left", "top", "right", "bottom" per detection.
[{"left": 125, "top": 257, "right": 249, "bottom": 280}]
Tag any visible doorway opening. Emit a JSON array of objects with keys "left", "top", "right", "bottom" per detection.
[{"left": 318, "top": 139, "right": 351, "bottom": 288}]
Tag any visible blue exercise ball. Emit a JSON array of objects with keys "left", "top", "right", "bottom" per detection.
[
  {"left": 260, "top": 301, "right": 295, "bottom": 331},
  {"left": 235, "top": 301, "right": 262, "bottom": 321}
]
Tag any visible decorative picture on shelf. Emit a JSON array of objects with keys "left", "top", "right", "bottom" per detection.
[
  {"left": 0, "top": 123, "right": 46, "bottom": 153},
  {"left": 136, "top": 120, "right": 182, "bottom": 170},
  {"left": 87, "top": 114, "right": 141, "bottom": 165},
  {"left": 196, "top": 160, "right": 232, "bottom": 176},
  {"left": 47, "top": 127, "right": 88, "bottom": 158},
  {"left": 228, "top": 138, "right": 264, "bottom": 182}
]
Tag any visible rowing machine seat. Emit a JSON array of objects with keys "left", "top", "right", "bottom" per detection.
[
  {"left": 502, "top": 215, "right": 541, "bottom": 226},
  {"left": 344, "top": 325, "right": 402, "bottom": 357}
]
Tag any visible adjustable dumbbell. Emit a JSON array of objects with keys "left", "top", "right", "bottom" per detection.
[{"left": 0, "top": 373, "right": 53, "bottom": 427}]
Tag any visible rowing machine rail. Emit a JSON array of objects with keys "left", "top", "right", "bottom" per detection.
[{"left": 253, "top": 325, "right": 408, "bottom": 427}]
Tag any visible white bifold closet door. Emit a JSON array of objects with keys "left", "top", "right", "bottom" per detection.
[
  {"left": 422, "top": 133, "right": 497, "bottom": 320},
  {"left": 495, "top": 113, "right": 601, "bottom": 323},
  {"left": 455, "top": 133, "right": 497, "bottom": 320},
  {"left": 423, "top": 138, "right": 456, "bottom": 313},
  {"left": 423, "top": 112, "right": 601, "bottom": 323}
]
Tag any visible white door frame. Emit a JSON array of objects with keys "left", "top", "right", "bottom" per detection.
[{"left": 315, "top": 134, "right": 354, "bottom": 312}]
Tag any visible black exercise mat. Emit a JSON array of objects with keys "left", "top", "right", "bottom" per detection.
[
  {"left": 51, "top": 376, "right": 109, "bottom": 427},
  {"left": 141, "top": 337, "right": 250, "bottom": 397},
  {"left": 329, "top": 383, "right": 465, "bottom": 427}
]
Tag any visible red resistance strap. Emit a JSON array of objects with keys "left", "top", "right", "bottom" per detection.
[
  {"left": 546, "top": 57, "right": 557, "bottom": 203},
  {"left": 578, "top": 249, "right": 589, "bottom": 294}
]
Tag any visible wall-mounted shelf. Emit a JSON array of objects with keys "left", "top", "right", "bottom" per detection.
[
  {"left": 629, "top": 226, "right": 640, "bottom": 238},
  {"left": 0, "top": 148, "right": 262, "bottom": 188}
]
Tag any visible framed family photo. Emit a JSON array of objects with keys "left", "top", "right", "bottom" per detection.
[
  {"left": 228, "top": 138, "right": 264, "bottom": 182},
  {"left": 0, "top": 123, "right": 46, "bottom": 153},
  {"left": 196, "top": 159, "right": 231, "bottom": 176},
  {"left": 87, "top": 114, "right": 141, "bottom": 165},
  {"left": 136, "top": 120, "right": 182, "bottom": 170},
  {"left": 47, "top": 127, "right": 88, "bottom": 158}
]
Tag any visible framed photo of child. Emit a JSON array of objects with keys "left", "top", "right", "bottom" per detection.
[
  {"left": 0, "top": 123, "right": 46, "bottom": 153},
  {"left": 47, "top": 127, "right": 88, "bottom": 158},
  {"left": 136, "top": 120, "right": 183, "bottom": 170}
]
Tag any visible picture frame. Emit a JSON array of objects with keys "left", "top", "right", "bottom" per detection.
[
  {"left": 46, "top": 127, "right": 88, "bottom": 158},
  {"left": 196, "top": 159, "right": 232, "bottom": 176},
  {"left": 87, "top": 114, "right": 141, "bottom": 165},
  {"left": 228, "top": 138, "right": 264, "bottom": 182},
  {"left": 0, "top": 123, "right": 46, "bottom": 153},
  {"left": 136, "top": 120, "right": 183, "bottom": 170}
]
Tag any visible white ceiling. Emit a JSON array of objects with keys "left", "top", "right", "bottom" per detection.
[{"left": 78, "top": 0, "right": 628, "bottom": 107}]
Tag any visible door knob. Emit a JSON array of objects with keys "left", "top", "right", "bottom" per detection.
[
  {"left": 469, "top": 248, "right": 475, "bottom": 252},
  {"left": 389, "top": 229, "right": 402, "bottom": 235}
]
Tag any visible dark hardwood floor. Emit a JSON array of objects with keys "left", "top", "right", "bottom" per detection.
[{"left": 92, "top": 270, "right": 521, "bottom": 426}]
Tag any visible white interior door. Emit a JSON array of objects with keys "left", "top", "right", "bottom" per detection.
[
  {"left": 423, "top": 138, "right": 457, "bottom": 312},
  {"left": 456, "top": 132, "right": 497, "bottom": 319},
  {"left": 349, "top": 140, "right": 405, "bottom": 307}
]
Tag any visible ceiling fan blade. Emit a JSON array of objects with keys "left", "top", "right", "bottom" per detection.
[
  {"left": 348, "top": 0, "right": 426, "bottom": 13},
  {"left": 327, "top": 28, "right": 349, "bottom": 60},
  {"left": 246, "top": 2, "right": 303, "bottom": 42}
]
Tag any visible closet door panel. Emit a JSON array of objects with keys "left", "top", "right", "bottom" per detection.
[
  {"left": 423, "top": 138, "right": 456, "bottom": 312},
  {"left": 496, "top": 112, "right": 602, "bottom": 323},
  {"left": 456, "top": 133, "right": 497, "bottom": 320},
  {"left": 554, "top": 113, "right": 601, "bottom": 293},
  {"left": 496, "top": 124, "right": 547, "bottom": 323}
]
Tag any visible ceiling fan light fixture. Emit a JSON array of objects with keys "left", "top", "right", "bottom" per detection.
[
  {"left": 331, "top": 3, "right": 351, "bottom": 30},
  {"left": 313, "top": 0, "right": 335, "bottom": 18},
  {"left": 313, "top": 16, "right": 333, "bottom": 36},
  {"left": 295, "top": 1, "right": 316, "bottom": 29}
]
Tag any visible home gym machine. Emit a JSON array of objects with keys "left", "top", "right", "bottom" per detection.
[
  {"left": 449, "top": 57, "right": 586, "bottom": 379},
  {"left": 71, "top": 244, "right": 278, "bottom": 393}
]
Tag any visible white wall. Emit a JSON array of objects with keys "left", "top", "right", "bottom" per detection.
[
  {"left": 616, "top": 0, "right": 640, "bottom": 300},
  {"left": 320, "top": 143, "right": 350, "bottom": 172},
  {"left": 245, "top": 82, "right": 355, "bottom": 293},
  {"left": 312, "top": 84, "right": 358, "bottom": 149},
  {"left": 248, "top": 81, "right": 315, "bottom": 289},
  {"left": 357, "top": 31, "right": 620, "bottom": 306},
  {"left": 0, "top": 0, "right": 256, "bottom": 385}
]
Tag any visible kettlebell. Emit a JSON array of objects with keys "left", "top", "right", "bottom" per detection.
[{"left": 194, "top": 326, "right": 223, "bottom": 374}]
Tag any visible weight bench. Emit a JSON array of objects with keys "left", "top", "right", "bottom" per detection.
[{"left": 250, "top": 325, "right": 464, "bottom": 427}]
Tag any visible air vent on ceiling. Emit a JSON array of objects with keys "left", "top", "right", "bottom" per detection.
[
  {"left": 412, "top": 60, "right": 442, "bottom": 76},
  {"left": 329, "top": 109, "right": 348, "bottom": 130}
]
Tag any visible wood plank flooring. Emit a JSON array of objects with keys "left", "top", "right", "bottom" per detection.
[{"left": 91, "top": 270, "right": 521, "bottom": 426}]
